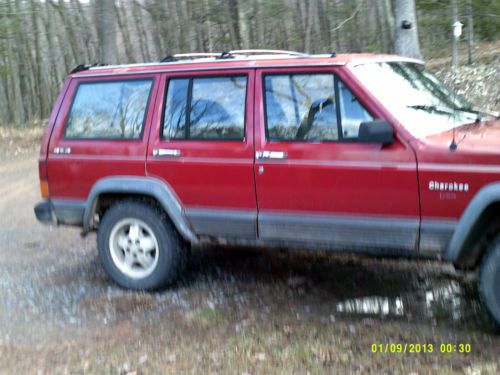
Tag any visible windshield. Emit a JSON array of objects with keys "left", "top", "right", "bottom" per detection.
[{"left": 351, "top": 62, "right": 479, "bottom": 138}]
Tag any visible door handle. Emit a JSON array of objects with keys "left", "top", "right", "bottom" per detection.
[
  {"left": 256, "top": 151, "right": 287, "bottom": 160},
  {"left": 152, "top": 148, "right": 181, "bottom": 157}
]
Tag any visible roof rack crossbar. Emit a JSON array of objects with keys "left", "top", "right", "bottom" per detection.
[
  {"left": 174, "top": 53, "right": 220, "bottom": 59},
  {"left": 228, "top": 49, "right": 308, "bottom": 57},
  {"left": 160, "top": 52, "right": 222, "bottom": 63},
  {"left": 159, "top": 49, "right": 309, "bottom": 63}
]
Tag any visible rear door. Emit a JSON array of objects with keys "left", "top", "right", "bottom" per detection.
[
  {"left": 146, "top": 69, "right": 257, "bottom": 239},
  {"left": 254, "top": 66, "right": 420, "bottom": 252}
]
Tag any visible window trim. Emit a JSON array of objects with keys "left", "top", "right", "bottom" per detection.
[
  {"left": 62, "top": 77, "right": 155, "bottom": 141},
  {"left": 160, "top": 74, "right": 248, "bottom": 142},
  {"left": 262, "top": 72, "right": 375, "bottom": 143}
]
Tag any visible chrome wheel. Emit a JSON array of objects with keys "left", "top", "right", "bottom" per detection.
[{"left": 109, "top": 218, "right": 159, "bottom": 279}]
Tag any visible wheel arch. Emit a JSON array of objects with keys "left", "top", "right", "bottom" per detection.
[
  {"left": 82, "top": 176, "right": 198, "bottom": 243},
  {"left": 446, "top": 182, "right": 500, "bottom": 268}
]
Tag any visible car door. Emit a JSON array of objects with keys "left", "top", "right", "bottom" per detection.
[
  {"left": 146, "top": 69, "right": 257, "bottom": 239},
  {"left": 254, "top": 66, "right": 420, "bottom": 252}
]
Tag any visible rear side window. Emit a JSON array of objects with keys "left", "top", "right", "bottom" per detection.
[
  {"left": 163, "top": 76, "right": 247, "bottom": 140},
  {"left": 64, "top": 79, "right": 153, "bottom": 139}
]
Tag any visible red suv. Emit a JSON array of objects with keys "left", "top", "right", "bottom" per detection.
[{"left": 34, "top": 50, "right": 500, "bottom": 328}]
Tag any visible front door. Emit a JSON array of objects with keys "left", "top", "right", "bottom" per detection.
[
  {"left": 254, "top": 67, "right": 420, "bottom": 252},
  {"left": 147, "top": 69, "right": 257, "bottom": 239}
]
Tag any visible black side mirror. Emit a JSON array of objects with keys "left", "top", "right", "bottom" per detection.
[{"left": 358, "top": 120, "right": 394, "bottom": 145}]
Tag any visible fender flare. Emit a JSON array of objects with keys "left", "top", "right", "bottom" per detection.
[
  {"left": 446, "top": 182, "right": 500, "bottom": 266},
  {"left": 82, "top": 176, "right": 198, "bottom": 243}
]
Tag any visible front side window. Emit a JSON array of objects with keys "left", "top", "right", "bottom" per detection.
[
  {"left": 264, "top": 74, "right": 338, "bottom": 141},
  {"left": 351, "top": 62, "right": 479, "bottom": 138},
  {"left": 163, "top": 76, "right": 247, "bottom": 140},
  {"left": 264, "top": 73, "right": 373, "bottom": 142},
  {"left": 64, "top": 79, "right": 153, "bottom": 139},
  {"left": 338, "top": 81, "right": 373, "bottom": 139}
]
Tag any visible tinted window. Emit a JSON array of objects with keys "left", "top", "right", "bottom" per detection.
[
  {"left": 264, "top": 74, "right": 338, "bottom": 141},
  {"left": 163, "top": 76, "right": 247, "bottom": 140},
  {"left": 65, "top": 79, "right": 153, "bottom": 139},
  {"left": 338, "top": 81, "right": 373, "bottom": 139}
]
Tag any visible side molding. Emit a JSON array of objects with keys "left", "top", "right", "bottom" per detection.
[
  {"left": 259, "top": 212, "right": 420, "bottom": 251},
  {"left": 446, "top": 182, "right": 500, "bottom": 266},
  {"left": 82, "top": 176, "right": 197, "bottom": 243},
  {"left": 185, "top": 208, "right": 257, "bottom": 238}
]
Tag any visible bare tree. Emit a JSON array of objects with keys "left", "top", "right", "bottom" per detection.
[
  {"left": 393, "top": 0, "right": 422, "bottom": 59},
  {"left": 451, "top": 0, "right": 458, "bottom": 67},
  {"left": 466, "top": 0, "right": 474, "bottom": 65},
  {"left": 97, "top": 0, "right": 117, "bottom": 64}
]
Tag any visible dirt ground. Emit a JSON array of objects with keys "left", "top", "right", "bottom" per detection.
[{"left": 0, "top": 131, "right": 499, "bottom": 375}]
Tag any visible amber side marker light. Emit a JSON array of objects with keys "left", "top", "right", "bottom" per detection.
[{"left": 40, "top": 180, "right": 50, "bottom": 199}]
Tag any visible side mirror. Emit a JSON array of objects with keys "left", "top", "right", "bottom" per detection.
[{"left": 358, "top": 120, "right": 394, "bottom": 145}]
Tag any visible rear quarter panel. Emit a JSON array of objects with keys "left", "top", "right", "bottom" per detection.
[{"left": 46, "top": 74, "right": 160, "bottom": 200}]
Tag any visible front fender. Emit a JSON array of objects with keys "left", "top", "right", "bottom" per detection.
[{"left": 446, "top": 182, "right": 500, "bottom": 267}]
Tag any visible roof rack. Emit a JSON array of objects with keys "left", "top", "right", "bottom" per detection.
[{"left": 160, "top": 49, "right": 308, "bottom": 63}]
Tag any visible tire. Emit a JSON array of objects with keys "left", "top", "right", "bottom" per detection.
[
  {"left": 97, "top": 200, "right": 186, "bottom": 290},
  {"left": 478, "top": 235, "right": 500, "bottom": 331}
]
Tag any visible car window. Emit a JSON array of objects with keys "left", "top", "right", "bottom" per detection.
[
  {"left": 163, "top": 76, "right": 247, "bottom": 140},
  {"left": 64, "top": 79, "right": 153, "bottom": 139},
  {"left": 338, "top": 81, "right": 373, "bottom": 139},
  {"left": 163, "top": 78, "right": 189, "bottom": 139},
  {"left": 264, "top": 74, "right": 338, "bottom": 141}
]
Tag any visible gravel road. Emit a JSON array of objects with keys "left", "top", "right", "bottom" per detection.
[{"left": 0, "top": 150, "right": 499, "bottom": 374}]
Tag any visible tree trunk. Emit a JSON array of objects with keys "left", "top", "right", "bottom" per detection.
[
  {"left": 97, "top": 0, "right": 117, "bottom": 64},
  {"left": 72, "top": 0, "right": 95, "bottom": 61},
  {"left": 31, "top": 0, "right": 48, "bottom": 117},
  {"left": 383, "top": 0, "right": 395, "bottom": 53},
  {"left": 5, "top": 1, "right": 25, "bottom": 125},
  {"left": 132, "top": 0, "right": 150, "bottom": 61},
  {"left": 203, "top": 0, "right": 213, "bottom": 51},
  {"left": 466, "top": 0, "right": 474, "bottom": 65},
  {"left": 451, "top": 0, "right": 458, "bottom": 68},
  {"left": 115, "top": 4, "right": 134, "bottom": 63},
  {"left": 393, "top": 0, "right": 422, "bottom": 59}
]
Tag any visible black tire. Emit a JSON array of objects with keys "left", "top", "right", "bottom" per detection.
[
  {"left": 478, "top": 235, "right": 500, "bottom": 331},
  {"left": 97, "top": 200, "right": 186, "bottom": 291}
]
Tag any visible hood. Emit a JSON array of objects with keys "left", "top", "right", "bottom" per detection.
[{"left": 423, "top": 118, "right": 500, "bottom": 153}]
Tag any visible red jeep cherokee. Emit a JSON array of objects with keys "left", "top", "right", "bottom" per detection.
[{"left": 34, "top": 50, "right": 500, "bottom": 327}]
